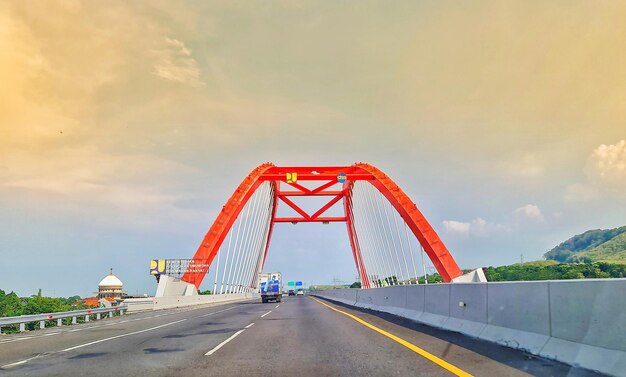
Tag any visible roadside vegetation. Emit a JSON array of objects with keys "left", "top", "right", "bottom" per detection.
[
  {"left": 0, "top": 289, "right": 91, "bottom": 333},
  {"left": 342, "top": 261, "right": 626, "bottom": 286},
  {"left": 0, "top": 289, "right": 87, "bottom": 318},
  {"left": 484, "top": 261, "right": 626, "bottom": 281}
]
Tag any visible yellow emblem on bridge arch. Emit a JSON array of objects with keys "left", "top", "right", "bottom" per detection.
[{"left": 286, "top": 172, "right": 298, "bottom": 184}]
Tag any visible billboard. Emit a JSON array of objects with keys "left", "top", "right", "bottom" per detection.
[{"left": 149, "top": 259, "right": 210, "bottom": 278}]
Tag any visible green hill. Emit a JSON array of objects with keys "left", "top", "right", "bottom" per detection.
[
  {"left": 573, "top": 232, "right": 626, "bottom": 263},
  {"left": 544, "top": 226, "right": 626, "bottom": 263}
]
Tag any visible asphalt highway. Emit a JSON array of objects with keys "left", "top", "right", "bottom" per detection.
[{"left": 0, "top": 296, "right": 606, "bottom": 376}]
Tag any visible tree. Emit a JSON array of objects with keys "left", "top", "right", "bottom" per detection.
[{"left": 0, "top": 290, "right": 23, "bottom": 317}]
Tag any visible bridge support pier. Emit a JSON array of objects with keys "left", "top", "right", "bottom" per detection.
[
  {"left": 155, "top": 274, "right": 198, "bottom": 298},
  {"left": 452, "top": 268, "right": 487, "bottom": 283}
]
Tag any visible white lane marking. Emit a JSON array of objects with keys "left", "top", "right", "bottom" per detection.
[
  {"left": 1, "top": 355, "right": 42, "bottom": 369},
  {"left": 0, "top": 304, "right": 248, "bottom": 366},
  {"left": 196, "top": 305, "right": 239, "bottom": 318},
  {"left": 275, "top": 304, "right": 280, "bottom": 308},
  {"left": 205, "top": 329, "right": 246, "bottom": 356},
  {"left": 245, "top": 323, "right": 255, "bottom": 329},
  {"left": 0, "top": 332, "right": 60, "bottom": 345},
  {"left": 2, "top": 319, "right": 187, "bottom": 369},
  {"left": 260, "top": 311, "right": 272, "bottom": 318},
  {"left": 0, "top": 304, "right": 243, "bottom": 345},
  {"left": 60, "top": 319, "right": 187, "bottom": 352}
]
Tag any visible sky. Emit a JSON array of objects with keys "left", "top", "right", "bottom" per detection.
[{"left": 1, "top": 1, "right": 625, "bottom": 297}]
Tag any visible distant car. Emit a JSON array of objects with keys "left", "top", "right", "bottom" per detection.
[
  {"left": 288, "top": 290, "right": 296, "bottom": 296},
  {"left": 296, "top": 289, "right": 304, "bottom": 296}
]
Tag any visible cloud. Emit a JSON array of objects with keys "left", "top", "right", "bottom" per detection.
[
  {"left": 153, "top": 37, "right": 204, "bottom": 87},
  {"left": 0, "top": 146, "right": 207, "bottom": 231},
  {"left": 564, "top": 140, "right": 626, "bottom": 203},
  {"left": 442, "top": 220, "right": 471, "bottom": 236},
  {"left": 445, "top": 205, "right": 545, "bottom": 237},
  {"left": 501, "top": 154, "right": 544, "bottom": 178},
  {"left": 443, "top": 217, "right": 509, "bottom": 237},
  {"left": 512, "top": 204, "right": 545, "bottom": 223},
  {"left": 585, "top": 140, "right": 626, "bottom": 191}
]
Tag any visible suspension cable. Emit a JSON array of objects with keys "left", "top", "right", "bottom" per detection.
[
  {"left": 231, "top": 184, "right": 263, "bottom": 293},
  {"left": 362, "top": 182, "right": 392, "bottom": 286},
  {"left": 219, "top": 210, "right": 237, "bottom": 294},
  {"left": 213, "top": 239, "right": 221, "bottom": 294},
  {"left": 224, "top": 189, "right": 252, "bottom": 293},
  {"left": 240, "top": 182, "right": 271, "bottom": 292},
  {"left": 404, "top": 221, "right": 420, "bottom": 284},
  {"left": 251, "top": 185, "right": 274, "bottom": 289},
  {"left": 390, "top": 199, "right": 411, "bottom": 284},
  {"left": 346, "top": 185, "right": 370, "bottom": 288},
  {"left": 367, "top": 183, "right": 397, "bottom": 285},
  {"left": 378, "top": 191, "right": 403, "bottom": 285},
  {"left": 352, "top": 182, "right": 378, "bottom": 286},
  {"left": 233, "top": 183, "right": 265, "bottom": 293}
]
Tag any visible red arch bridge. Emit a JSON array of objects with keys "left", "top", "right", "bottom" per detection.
[{"left": 173, "top": 163, "right": 464, "bottom": 293}]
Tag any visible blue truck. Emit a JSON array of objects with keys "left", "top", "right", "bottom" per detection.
[{"left": 261, "top": 279, "right": 282, "bottom": 303}]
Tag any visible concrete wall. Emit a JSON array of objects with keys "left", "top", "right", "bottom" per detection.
[
  {"left": 314, "top": 279, "right": 626, "bottom": 377},
  {"left": 357, "top": 285, "right": 406, "bottom": 316},
  {"left": 316, "top": 288, "right": 357, "bottom": 306},
  {"left": 124, "top": 292, "right": 257, "bottom": 312},
  {"left": 122, "top": 298, "right": 154, "bottom": 312}
]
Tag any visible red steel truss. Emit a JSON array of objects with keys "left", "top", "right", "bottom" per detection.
[{"left": 182, "top": 163, "right": 463, "bottom": 288}]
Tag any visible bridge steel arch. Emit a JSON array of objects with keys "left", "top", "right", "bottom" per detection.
[{"left": 182, "top": 163, "right": 462, "bottom": 289}]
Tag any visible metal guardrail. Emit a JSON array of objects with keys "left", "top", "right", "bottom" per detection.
[{"left": 0, "top": 305, "right": 128, "bottom": 333}]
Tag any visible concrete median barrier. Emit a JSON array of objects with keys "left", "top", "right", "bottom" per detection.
[
  {"left": 539, "top": 279, "right": 626, "bottom": 376},
  {"left": 316, "top": 288, "right": 358, "bottom": 305},
  {"left": 404, "top": 284, "right": 425, "bottom": 321},
  {"left": 420, "top": 284, "right": 450, "bottom": 329},
  {"left": 356, "top": 286, "right": 406, "bottom": 316},
  {"left": 480, "top": 281, "right": 550, "bottom": 354},
  {"left": 314, "top": 278, "right": 626, "bottom": 377},
  {"left": 445, "top": 283, "right": 487, "bottom": 337}
]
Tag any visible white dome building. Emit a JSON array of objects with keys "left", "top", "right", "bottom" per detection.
[{"left": 98, "top": 269, "right": 123, "bottom": 300}]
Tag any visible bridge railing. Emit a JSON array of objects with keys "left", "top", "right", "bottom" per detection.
[{"left": 0, "top": 305, "right": 127, "bottom": 333}]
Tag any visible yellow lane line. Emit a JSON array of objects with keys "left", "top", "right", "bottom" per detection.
[{"left": 310, "top": 297, "right": 473, "bottom": 377}]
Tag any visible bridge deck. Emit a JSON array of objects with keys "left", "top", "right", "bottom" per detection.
[{"left": 0, "top": 297, "right": 604, "bottom": 376}]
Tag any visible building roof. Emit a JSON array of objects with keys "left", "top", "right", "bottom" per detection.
[
  {"left": 99, "top": 269, "right": 123, "bottom": 287},
  {"left": 83, "top": 297, "right": 115, "bottom": 307}
]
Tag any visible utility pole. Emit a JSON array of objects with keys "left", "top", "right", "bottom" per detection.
[
  {"left": 332, "top": 277, "right": 342, "bottom": 287},
  {"left": 421, "top": 245, "right": 428, "bottom": 284}
]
